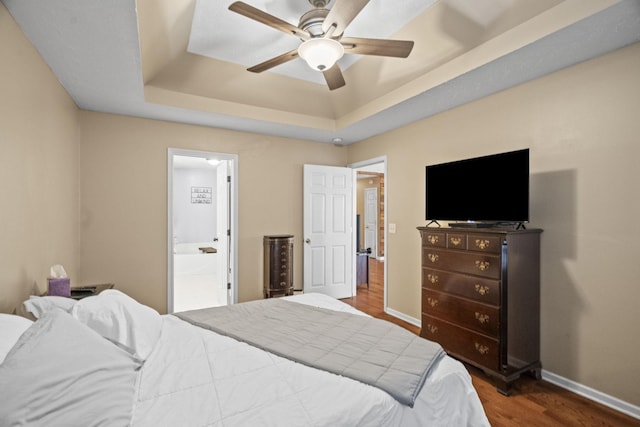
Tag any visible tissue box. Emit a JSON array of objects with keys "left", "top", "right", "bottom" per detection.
[{"left": 48, "top": 278, "right": 71, "bottom": 297}]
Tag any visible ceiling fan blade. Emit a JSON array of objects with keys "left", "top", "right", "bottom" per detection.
[
  {"left": 341, "top": 37, "right": 414, "bottom": 58},
  {"left": 322, "top": 0, "right": 370, "bottom": 36},
  {"left": 229, "top": 2, "right": 310, "bottom": 40},
  {"left": 322, "top": 64, "right": 346, "bottom": 91},
  {"left": 247, "top": 49, "right": 299, "bottom": 73}
]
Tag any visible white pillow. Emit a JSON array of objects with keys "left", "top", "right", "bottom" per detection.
[
  {"left": 70, "top": 289, "right": 162, "bottom": 361},
  {"left": 0, "top": 309, "right": 139, "bottom": 426},
  {"left": 0, "top": 314, "right": 33, "bottom": 364},
  {"left": 23, "top": 295, "right": 77, "bottom": 319}
]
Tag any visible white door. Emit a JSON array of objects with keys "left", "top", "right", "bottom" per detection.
[
  {"left": 216, "top": 160, "right": 230, "bottom": 305},
  {"left": 364, "top": 187, "right": 377, "bottom": 258},
  {"left": 303, "top": 164, "right": 353, "bottom": 299}
]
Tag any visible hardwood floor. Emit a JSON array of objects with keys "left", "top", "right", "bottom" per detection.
[{"left": 341, "top": 258, "right": 639, "bottom": 427}]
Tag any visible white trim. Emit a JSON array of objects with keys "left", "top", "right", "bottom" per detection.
[
  {"left": 542, "top": 370, "right": 640, "bottom": 420},
  {"left": 385, "top": 307, "right": 421, "bottom": 328},
  {"left": 351, "top": 168, "right": 358, "bottom": 296},
  {"left": 167, "top": 153, "right": 174, "bottom": 312}
]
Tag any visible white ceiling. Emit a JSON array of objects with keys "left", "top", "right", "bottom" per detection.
[{"left": 2, "top": 0, "right": 640, "bottom": 145}]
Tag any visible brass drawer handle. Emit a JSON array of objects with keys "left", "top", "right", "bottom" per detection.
[
  {"left": 450, "top": 237, "right": 462, "bottom": 246},
  {"left": 475, "top": 239, "right": 490, "bottom": 250},
  {"left": 475, "top": 284, "right": 489, "bottom": 296},
  {"left": 427, "top": 297, "right": 438, "bottom": 307},
  {"left": 475, "top": 260, "right": 490, "bottom": 271},
  {"left": 426, "top": 324, "right": 438, "bottom": 334},
  {"left": 475, "top": 342, "right": 489, "bottom": 355},
  {"left": 427, "top": 273, "right": 439, "bottom": 285},
  {"left": 475, "top": 312, "right": 490, "bottom": 324},
  {"left": 427, "top": 235, "right": 439, "bottom": 245},
  {"left": 427, "top": 253, "right": 439, "bottom": 263}
]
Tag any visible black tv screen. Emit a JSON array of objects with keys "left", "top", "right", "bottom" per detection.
[{"left": 425, "top": 149, "right": 529, "bottom": 224}]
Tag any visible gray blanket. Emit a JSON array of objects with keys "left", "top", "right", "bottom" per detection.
[{"left": 174, "top": 298, "right": 444, "bottom": 407}]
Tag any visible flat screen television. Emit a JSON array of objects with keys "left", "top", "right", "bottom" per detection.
[{"left": 425, "top": 148, "right": 529, "bottom": 226}]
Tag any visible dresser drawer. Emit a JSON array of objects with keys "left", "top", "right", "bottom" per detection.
[
  {"left": 422, "top": 268, "right": 500, "bottom": 305},
  {"left": 422, "top": 290, "right": 499, "bottom": 337},
  {"left": 421, "top": 315, "right": 499, "bottom": 372},
  {"left": 468, "top": 234, "right": 503, "bottom": 254},
  {"left": 446, "top": 232, "right": 467, "bottom": 250},
  {"left": 422, "top": 230, "right": 446, "bottom": 248},
  {"left": 422, "top": 248, "right": 501, "bottom": 279}
]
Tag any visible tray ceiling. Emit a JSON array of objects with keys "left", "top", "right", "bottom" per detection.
[{"left": 3, "top": 0, "right": 640, "bottom": 144}]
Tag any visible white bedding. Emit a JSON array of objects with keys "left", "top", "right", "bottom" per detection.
[
  {"left": 133, "top": 293, "right": 490, "bottom": 426},
  {"left": 2, "top": 292, "right": 490, "bottom": 426}
]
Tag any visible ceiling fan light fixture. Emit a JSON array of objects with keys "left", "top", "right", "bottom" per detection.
[{"left": 298, "top": 38, "right": 344, "bottom": 71}]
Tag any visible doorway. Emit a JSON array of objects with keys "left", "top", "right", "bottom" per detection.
[
  {"left": 167, "top": 148, "right": 238, "bottom": 313},
  {"left": 301, "top": 159, "right": 387, "bottom": 308},
  {"left": 350, "top": 157, "right": 387, "bottom": 309}
]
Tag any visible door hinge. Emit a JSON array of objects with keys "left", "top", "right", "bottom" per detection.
[
  {"left": 227, "top": 283, "right": 231, "bottom": 290},
  {"left": 227, "top": 229, "right": 230, "bottom": 236},
  {"left": 227, "top": 176, "right": 231, "bottom": 183}
]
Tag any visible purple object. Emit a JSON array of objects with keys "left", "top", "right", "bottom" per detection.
[{"left": 48, "top": 278, "right": 71, "bottom": 297}]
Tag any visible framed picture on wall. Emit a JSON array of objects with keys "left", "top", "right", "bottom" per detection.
[{"left": 191, "top": 186, "right": 212, "bottom": 204}]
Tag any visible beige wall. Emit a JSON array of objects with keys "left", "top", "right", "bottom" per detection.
[
  {"left": 347, "top": 42, "right": 640, "bottom": 406},
  {"left": 78, "top": 113, "right": 347, "bottom": 312},
  {"left": 0, "top": 4, "right": 80, "bottom": 314}
]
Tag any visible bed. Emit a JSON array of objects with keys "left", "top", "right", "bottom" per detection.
[{"left": 0, "top": 290, "right": 490, "bottom": 426}]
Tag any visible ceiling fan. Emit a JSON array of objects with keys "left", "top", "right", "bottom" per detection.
[{"left": 228, "top": 0, "right": 415, "bottom": 90}]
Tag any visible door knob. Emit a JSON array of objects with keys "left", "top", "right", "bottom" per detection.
[{"left": 305, "top": 238, "right": 311, "bottom": 244}]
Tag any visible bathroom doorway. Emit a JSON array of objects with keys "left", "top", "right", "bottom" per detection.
[{"left": 167, "top": 148, "right": 238, "bottom": 313}]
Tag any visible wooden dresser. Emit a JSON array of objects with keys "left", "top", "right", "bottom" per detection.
[{"left": 417, "top": 226, "right": 542, "bottom": 395}]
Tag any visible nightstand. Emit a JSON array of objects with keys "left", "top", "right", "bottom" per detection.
[{"left": 70, "top": 283, "right": 115, "bottom": 299}]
